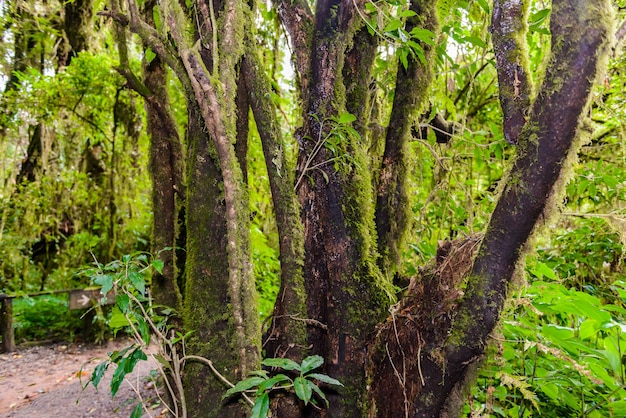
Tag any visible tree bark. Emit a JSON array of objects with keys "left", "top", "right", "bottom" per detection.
[
  {"left": 370, "top": 1, "right": 613, "bottom": 416},
  {"left": 375, "top": 0, "right": 438, "bottom": 278},
  {"left": 491, "top": 0, "right": 532, "bottom": 145}
]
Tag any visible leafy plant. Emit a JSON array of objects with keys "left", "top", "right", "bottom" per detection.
[
  {"left": 13, "top": 295, "right": 83, "bottom": 342},
  {"left": 223, "top": 355, "right": 343, "bottom": 418},
  {"left": 467, "top": 262, "right": 626, "bottom": 417},
  {"left": 82, "top": 252, "right": 342, "bottom": 418}
]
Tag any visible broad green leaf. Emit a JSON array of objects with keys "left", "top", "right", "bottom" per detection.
[
  {"left": 90, "top": 361, "right": 109, "bottom": 389},
  {"left": 130, "top": 403, "right": 143, "bottom": 418},
  {"left": 151, "top": 258, "right": 164, "bottom": 274},
  {"left": 251, "top": 392, "right": 270, "bottom": 418},
  {"left": 384, "top": 19, "right": 403, "bottom": 33},
  {"left": 115, "top": 294, "right": 130, "bottom": 313},
  {"left": 258, "top": 374, "right": 291, "bottom": 392},
  {"left": 336, "top": 112, "right": 356, "bottom": 124},
  {"left": 307, "top": 373, "right": 343, "bottom": 386},
  {"left": 578, "top": 318, "right": 600, "bottom": 340},
  {"left": 308, "top": 381, "right": 329, "bottom": 406},
  {"left": 249, "top": 370, "right": 269, "bottom": 379},
  {"left": 398, "top": 10, "right": 416, "bottom": 18},
  {"left": 127, "top": 347, "right": 148, "bottom": 372},
  {"left": 294, "top": 376, "right": 313, "bottom": 404},
  {"left": 111, "top": 358, "right": 128, "bottom": 396},
  {"left": 262, "top": 357, "right": 301, "bottom": 371},
  {"left": 462, "top": 36, "right": 486, "bottom": 49},
  {"left": 109, "top": 307, "right": 130, "bottom": 329},
  {"left": 410, "top": 28, "right": 436, "bottom": 45},
  {"left": 531, "top": 261, "right": 556, "bottom": 279},
  {"left": 541, "top": 324, "right": 574, "bottom": 340},
  {"left": 223, "top": 377, "right": 266, "bottom": 399},
  {"left": 134, "top": 313, "right": 151, "bottom": 345},
  {"left": 300, "top": 355, "right": 324, "bottom": 374},
  {"left": 109, "top": 345, "right": 134, "bottom": 363},
  {"left": 475, "top": 0, "right": 489, "bottom": 13},
  {"left": 128, "top": 270, "right": 146, "bottom": 295},
  {"left": 94, "top": 274, "right": 114, "bottom": 296}
]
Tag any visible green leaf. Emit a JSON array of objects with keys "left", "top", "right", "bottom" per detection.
[
  {"left": 384, "top": 19, "right": 403, "bottom": 33},
  {"left": 308, "top": 381, "right": 329, "bottom": 406},
  {"left": 153, "top": 7, "right": 162, "bottom": 31},
  {"left": 398, "top": 10, "right": 416, "bottom": 18},
  {"left": 223, "top": 377, "right": 266, "bottom": 399},
  {"left": 336, "top": 112, "right": 356, "bottom": 124},
  {"left": 115, "top": 294, "right": 130, "bottom": 313},
  {"left": 111, "top": 358, "right": 128, "bottom": 396},
  {"left": 262, "top": 357, "right": 301, "bottom": 372},
  {"left": 300, "top": 355, "right": 324, "bottom": 374},
  {"left": 398, "top": 48, "right": 409, "bottom": 70},
  {"left": 462, "top": 36, "right": 486, "bottom": 49},
  {"left": 410, "top": 28, "right": 436, "bottom": 45},
  {"left": 249, "top": 370, "right": 270, "bottom": 379},
  {"left": 109, "top": 345, "right": 134, "bottom": 363},
  {"left": 90, "top": 361, "right": 109, "bottom": 389},
  {"left": 109, "top": 307, "right": 131, "bottom": 329},
  {"left": 128, "top": 270, "right": 146, "bottom": 295},
  {"left": 251, "top": 392, "right": 270, "bottom": 418},
  {"left": 307, "top": 373, "right": 344, "bottom": 386},
  {"left": 130, "top": 403, "right": 143, "bottom": 418},
  {"left": 151, "top": 258, "right": 164, "bottom": 274},
  {"left": 475, "top": 0, "right": 489, "bottom": 13},
  {"left": 134, "top": 313, "right": 151, "bottom": 345},
  {"left": 258, "top": 374, "right": 291, "bottom": 392},
  {"left": 294, "top": 376, "right": 312, "bottom": 404},
  {"left": 94, "top": 274, "right": 114, "bottom": 296}
]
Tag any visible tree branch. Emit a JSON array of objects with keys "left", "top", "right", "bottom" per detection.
[
  {"left": 490, "top": 0, "right": 532, "bottom": 144},
  {"left": 370, "top": 1, "right": 613, "bottom": 416},
  {"left": 375, "top": 0, "right": 439, "bottom": 278},
  {"left": 277, "top": 0, "right": 313, "bottom": 92}
]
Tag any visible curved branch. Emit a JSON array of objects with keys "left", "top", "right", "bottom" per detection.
[
  {"left": 370, "top": 1, "right": 613, "bottom": 416},
  {"left": 428, "top": 1, "right": 611, "bottom": 415}
]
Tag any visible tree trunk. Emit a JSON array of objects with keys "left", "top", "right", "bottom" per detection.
[
  {"left": 182, "top": 102, "right": 250, "bottom": 416},
  {"left": 369, "top": 1, "right": 612, "bottom": 416}
]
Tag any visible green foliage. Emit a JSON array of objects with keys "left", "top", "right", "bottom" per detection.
[
  {"left": 13, "top": 295, "right": 83, "bottom": 342},
  {"left": 468, "top": 272, "right": 626, "bottom": 417},
  {"left": 224, "top": 355, "right": 343, "bottom": 417},
  {"left": 0, "top": 51, "right": 152, "bottom": 295},
  {"left": 82, "top": 252, "right": 173, "bottom": 416}
]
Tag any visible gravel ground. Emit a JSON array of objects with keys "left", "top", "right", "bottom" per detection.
[{"left": 0, "top": 338, "right": 166, "bottom": 418}]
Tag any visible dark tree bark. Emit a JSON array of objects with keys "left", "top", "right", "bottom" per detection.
[
  {"left": 370, "top": 1, "right": 612, "bottom": 416},
  {"left": 103, "top": 0, "right": 614, "bottom": 416},
  {"left": 141, "top": 0, "right": 185, "bottom": 310},
  {"left": 63, "top": 0, "right": 93, "bottom": 66},
  {"left": 375, "top": 0, "right": 438, "bottom": 278},
  {"left": 491, "top": 0, "right": 532, "bottom": 145}
]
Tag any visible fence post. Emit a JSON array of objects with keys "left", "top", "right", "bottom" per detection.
[{"left": 1, "top": 294, "right": 15, "bottom": 353}]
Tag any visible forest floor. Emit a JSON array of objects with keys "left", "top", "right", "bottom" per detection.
[{"left": 0, "top": 338, "right": 166, "bottom": 418}]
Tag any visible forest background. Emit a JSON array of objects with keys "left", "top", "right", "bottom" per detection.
[{"left": 1, "top": 0, "right": 626, "bottom": 416}]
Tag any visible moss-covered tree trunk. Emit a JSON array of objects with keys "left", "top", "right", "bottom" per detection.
[
  {"left": 141, "top": 0, "right": 185, "bottom": 310},
  {"left": 105, "top": 0, "right": 614, "bottom": 416},
  {"left": 369, "top": 1, "right": 612, "bottom": 416}
]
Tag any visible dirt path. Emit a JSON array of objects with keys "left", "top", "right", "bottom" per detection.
[{"left": 0, "top": 339, "right": 165, "bottom": 418}]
